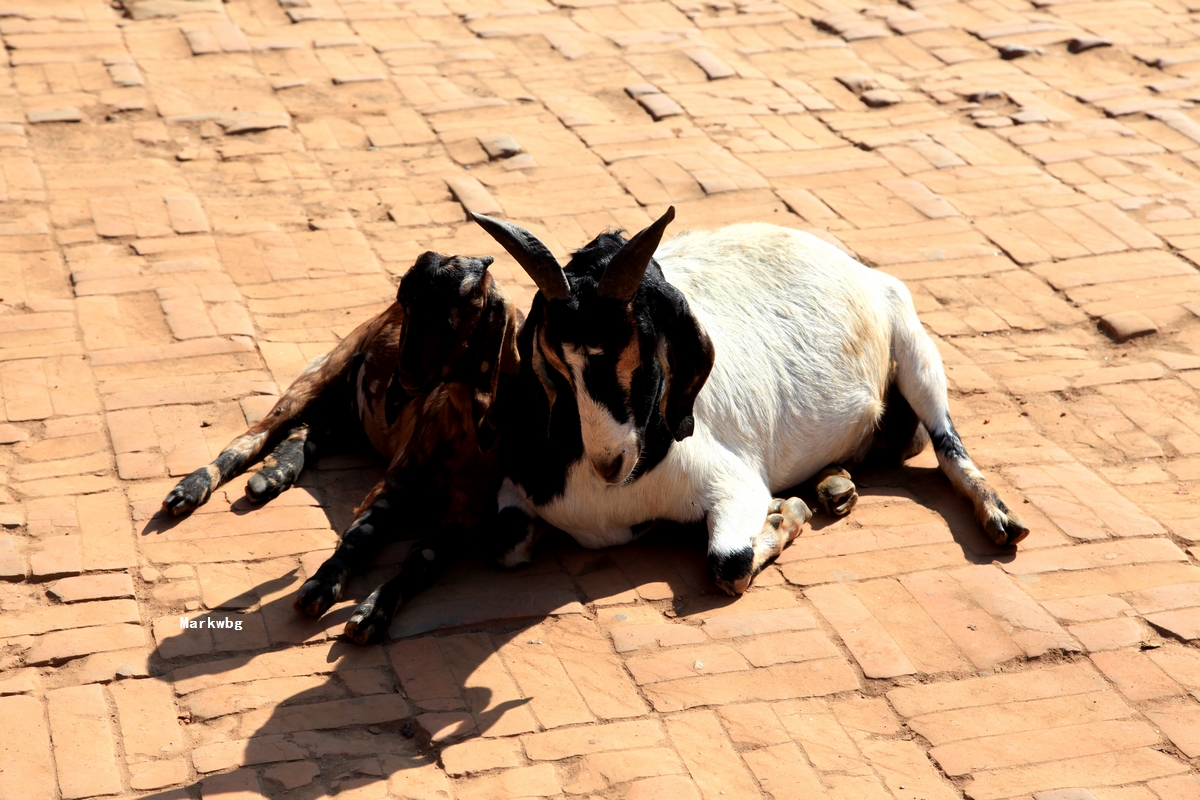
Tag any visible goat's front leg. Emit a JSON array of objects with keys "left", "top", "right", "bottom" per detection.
[
  {"left": 490, "top": 478, "right": 544, "bottom": 567},
  {"left": 343, "top": 533, "right": 457, "bottom": 644},
  {"left": 707, "top": 481, "right": 810, "bottom": 595},
  {"left": 294, "top": 468, "right": 439, "bottom": 618}
]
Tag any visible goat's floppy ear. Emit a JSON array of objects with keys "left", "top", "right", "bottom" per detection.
[
  {"left": 470, "top": 213, "right": 571, "bottom": 301},
  {"left": 598, "top": 206, "right": 675, "bottom": 301},
  {"left": 471, "top": 286, "right": 520, "bottom": 452},
  {"left": 653, "top": 284, "right": 714, "bottom": 442}
]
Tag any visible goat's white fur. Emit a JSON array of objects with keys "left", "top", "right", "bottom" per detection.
[{"left": 502, "top": 223, "right": 1004, "bottom": 558}]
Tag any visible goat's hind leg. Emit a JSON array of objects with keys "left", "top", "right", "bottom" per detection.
[
  {"left": 162, "top": 425, "right": 275, "bottom": 515},
  {"left": 891, "top": 293, "right": 1028, "bottom": 546},
  {"left": 245, "top": 423, "right": 315, "bottom": 503},
  {"left": 161, "top": 345, "right": 354, "bottom": 515}
]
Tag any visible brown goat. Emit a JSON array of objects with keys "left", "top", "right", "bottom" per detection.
[{"left": 161, "top": 252, "right": 520, "bottom": 643}]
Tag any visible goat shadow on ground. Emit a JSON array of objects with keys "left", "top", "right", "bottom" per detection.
[
  {"left": 131, "top": 443, "right": 1008, "bottom": 799},
  {"left": 132, "top": 448, "right": 708, "bottom": 799}
]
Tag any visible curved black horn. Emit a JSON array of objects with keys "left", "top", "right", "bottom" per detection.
[
  {"left": 470, "top": 213, "right": 570, "bottom": 301},
  {"left": 598, "top": 206, "right": 676, "bottom": 301}
]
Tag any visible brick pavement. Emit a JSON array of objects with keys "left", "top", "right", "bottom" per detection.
[{"left": 2, "top": 0, "right": 1200, "bottom": 797}]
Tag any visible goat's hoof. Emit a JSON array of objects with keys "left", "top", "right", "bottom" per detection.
[
  {"left": 294, "top": 576, "right": 342, "bottom": 618},
  {"left": 344, "top": 588, "right": 394, "bottom": 645},
  {"left": 768, "top": 497, "right": 812, "bottom": 542},
  {"left": 245, "top": 469, "right": 290, "bottom": 503},
  {"left": 984, "top": 509, "right": 1030, "bottom": 547},
  {"left": 161, "top": 467, "right": 217, "bottom": 516},
  {"left": 816, "top": 470, "right": 858, "bottom": 517}
]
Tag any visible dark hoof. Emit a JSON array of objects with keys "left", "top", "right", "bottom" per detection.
[
  {"left": 246, "top": 470, "right": 289, "bottom": 503},
  {"left": 817, "top": 475, "right": 858, "bottom": 517},
  {"left": 344, "top": 588, "right": 395, "bottom": 645},
  {"left": 162, "top": 467, "right": 217, "bottom": 515},
  {"left": 985, "top": 511, "right": 1030, "bottom": 547},
  {"left": 293, "top": 574, "right": 343, "bottom": 618}
]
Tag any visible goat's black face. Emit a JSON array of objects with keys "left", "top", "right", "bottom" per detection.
[
  {"left": 472, "top": 208, "right": 714, "bottom": 486},
  {"left": 395, "top": 252, "right": 494, "bottom": 393},
  {"left": 539, "top": 266, "right": 663, "bottom": 484}
]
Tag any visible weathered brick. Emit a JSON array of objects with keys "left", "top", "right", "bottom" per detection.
[
  {"left": 666, "top": 710, "right": 762, "bottom": 800},
  {"left": 441, "top": 737, "right": 522, "bottom": 777},
  {"left": 0, "top": 695, "right": 55, "bottom": 800},
  {"left": 522, "top": 719, "right": 665, "bottom": 761},
  {"left": 46, "top": 684, "right": 122, "bottom": 798},
  {"left": 644, "top": 658, "right": 859, "bottom": 712}
]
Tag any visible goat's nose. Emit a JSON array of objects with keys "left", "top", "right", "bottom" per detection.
[{"left": 592, "top": 454, "right": 625, "bottom": 484}]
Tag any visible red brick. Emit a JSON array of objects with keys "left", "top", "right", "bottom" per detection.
[
  {"left": 252, "top": 694, "right": 411, "bottom": 735},
  {"left": 717, "top": 703, "right": 790, "bottom": 748},
  {"left": 191, "top": 735, "right": 305, "bottom": 773},
  {"left": 742, "top": 742, "right": 831, "bottom": 800},
  {"left": 644, "top": 658, "right": 859, "bottom": 712},
  {"left": 1091, "top": 649, "right": 1185, "bottom": 701},
  {"left": 416, "top": 711, "right": 476, "bottom": 743},
  {"left": 888, "top": 662, "right": 1108, "bottom": 718},
  {"left": 963, "top": 748, "right": 1186, "bottom": 800},
  {"left": 626, "top": 775, "right": 703, "bottom": 800},
  {"left": 732, "top": 630, "right": 841, "bottom": 667},
  {"left": 129, "top": 759, "right": 189, "bottom": 791},
  {"left": 171, "top": 642, "right": 386, "bottom": 693},
  {"left": 546, "top": 615, "right": 648, "bottom": 720},
  {"left": 1147, "top": 644, "right": 1200, "bottom": 694},
  {"left": 27, "top": 622, "right": 146, "bottom": 665},
  {"left": 899, "top": 570, "right": 1024, "bottom": 669},
  {"left": 441, "top": 737, "right": 522, "bottom": 777},
  {"left": 386, "top": 636, "right": 463, "bottom": 708},
  {"left": 861, "top": 737, "right": 960, "bottom": 800},
  {"left": 666, "top": 710, "right": 762, "bottom": 800},
  {"left": 1145, "top": 699, "right": 1200, "bottom": 757},
  {"left": 907, "top": 690, "right": 1135, "bottom": 747},
  {"left": 456, "top": 764, "right": 559, "bottom": 800},
  {"left": 611, "top": 622, "right": 708, "bottom": 652},
  {"left": 852, "top": 577, "right": 973, "bottom": 674},
  {"left": 436, "top": 632, "right": 538, "bottom": 736},
  {"left": 806, "top": 583, "right": 916, "bottom": 678},
  {"left": 0, "top": 360, "right": 53, "bottom": 421},
  {"left": 497, "top": 626, "right": 594, "bottom": 728},
  {"left": 0, "top": 695, "right": 55, "bottom": 800},
  {"left": 200, "top": 768, "right": 262, "bottom": 799},
  {"left": 626, "top": 643, "right": 751, "bottom": 684},
  {"left": 109, "top": 678, "right": 184, "bottom": 758},
  {"left": 931, "top": 718, "right": 1160, "bottom": 776},
  {"left": 522, "top": 719, "right": 665, "bottom": 760},
  {"left": 47, "top": 684, "right": 122, "bottom": 799},
  {"left": 700, "top": 607, "right": 818, "bottom": 639},
  {"left": 0, "top": 598, "right": 140, "bottom": 638},
  {"left": 386, "top": 762, "right": 452, "bottom": 799},
  {"left": 1148, "top": 774, "right": 1200, "bottom": 799},
  {"left": 1069, "top": 617, "right": 1147, "bottom": 651}
]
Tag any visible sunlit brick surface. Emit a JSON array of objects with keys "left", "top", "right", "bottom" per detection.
[{"left": 2, "top": 0, "right": 1200, "bottom": 798}]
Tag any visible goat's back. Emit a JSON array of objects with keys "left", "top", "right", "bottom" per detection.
[{"left": 656, "top": 223, "right": 904, "bottom": 490}]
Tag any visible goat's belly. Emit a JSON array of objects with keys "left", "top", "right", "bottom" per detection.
[{"left": 534, "top": 459, "right": 703, "bottom": 549}]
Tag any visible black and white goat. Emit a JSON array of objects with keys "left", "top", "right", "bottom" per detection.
[
  {"left": 162, "top": 252, "right": 519, "bottom": 642},
  {"left": 474, "top": 208, "right": 1027, "bottom": 594}
]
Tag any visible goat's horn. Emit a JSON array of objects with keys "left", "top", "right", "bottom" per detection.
[
  {"left": 470, "top": 213, "right": 570, "bottom": 301},
  {"left": 598, "top": 206, "right": 675, "bottom": 301}
]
